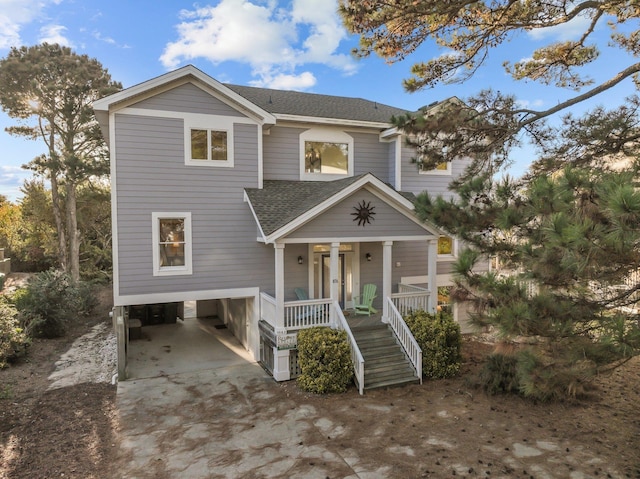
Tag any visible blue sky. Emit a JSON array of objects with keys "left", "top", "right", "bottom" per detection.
[{"left": 0, "top": 0, "right": 637, "bottom": 201}]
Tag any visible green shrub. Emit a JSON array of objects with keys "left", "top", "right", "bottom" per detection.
[
  {"left": 404, "top": 310, "right": 462, "bottom": 379},
  {"left": 15, "top": 269, "right": 97, "bottom": 338},
  {"left": 0, "top": 296, "right": 30, "bottom": 367},
  {"left": 478, "top": 353, "right": 521, "bottom": 395},
  {"left": 297, "top": 327, "right": 353, "bottom": 394}
]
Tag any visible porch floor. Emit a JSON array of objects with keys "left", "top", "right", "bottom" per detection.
[{"left": 345, "top": 310, "right": 384, "bottom": 329}]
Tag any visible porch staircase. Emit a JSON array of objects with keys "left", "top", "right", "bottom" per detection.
[{"left": 351, "top": 323, "right": 420, "bottom": 390}]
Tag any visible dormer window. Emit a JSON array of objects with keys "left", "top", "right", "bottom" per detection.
[
  {"left": 300, "top": 127, "right": 354, "bottom": 180},
  {"left": 305, "top": 141, "right": 348, "bottom": 174}
]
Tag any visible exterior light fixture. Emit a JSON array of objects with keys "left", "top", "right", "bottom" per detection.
[
  {"left": 366, "top": 253, "right": 372, "bottom": 262},
  {"left": 298, "top": 256, "right": 304, "bottom": 264}
]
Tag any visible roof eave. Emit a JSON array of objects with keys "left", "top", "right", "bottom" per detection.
[{"left": 273, "top": 113, "right": 392, "bottom": 129}]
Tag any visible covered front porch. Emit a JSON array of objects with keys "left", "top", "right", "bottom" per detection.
[{"left": 245, "top": 174, "right": 444, "bottom": 392}]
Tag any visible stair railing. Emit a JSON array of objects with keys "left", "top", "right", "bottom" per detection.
[
  {"left": 334, "top": 302, "right": 365, "bottom": 395},
  {"left": 386, "top": 298, "right": 422, "bottom": 383}
]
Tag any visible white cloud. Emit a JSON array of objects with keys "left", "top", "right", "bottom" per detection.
[
  {"left": 0, "top": 0, "right": 59, "bottom": 49},
  {"left": 528, "top": 15, "right": 592, "bottom": 42},
  {"left": 160, "top": 0, "right": 356, "bottom": 89},
  {"left": 39, "top": 24, "right": 72, "bottom": 46},
  {"left": 516, "top": 98, "right": 545, "bottom": 109},
  {"left": 0, "top": 165, "right": 31, "bottom": 202},
  {"left": 249, "top": 70, "right": 316, "bottom": 90}
]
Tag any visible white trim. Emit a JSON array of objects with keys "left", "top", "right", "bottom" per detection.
[
  {"left": 380, "top": 126, "right": 399, "bottom": 139},
  {"left": 274, "top": 112, "right": 391, "bottom": 129},
  {"left": 118, "top": 107, "right": 259, "bottom": 124},
  {"left": 394, "top": 136, "right": 402, "bottom": 191},
  {"left": 93, "top": 65, "right": 276, "bottom": 125},
  {"left": 243, "top": 191, "right": 268, "bottom": 242},
  {"left": 184, "top": 118, "right": 235, "bottom": 168},
  {"left": 262, "top": 173, "right": 442, "bottom": 243},
  {"left": 299, "top": 127, "right": 354, "bottom": 181},
  {"left": 281, "top": 235, "right": 433, "bottom": 244},
  {"left": 110, "top": 112, "right": 120, "bottom": 302},
  {"left": 113, "top": 287, "right": 260, "bottom": 308},
  {"left": 258, "top": 123, "right": 264, "bottom": 189},
  {"left": 152, "top": 212, "right": 193, "bottom": 276}
]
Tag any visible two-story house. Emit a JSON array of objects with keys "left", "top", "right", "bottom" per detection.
[{"left": 94, "top": 65, "right": 473, "bottom": 391}]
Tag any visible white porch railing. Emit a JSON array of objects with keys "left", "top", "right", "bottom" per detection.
[
  {"left": 334, "top": 302, "right": 365, "bottom": 395},
  {"left": 387, "top": 299, "right": 422, "bottom": 383},
  {"left": 284, "top": 298, "right": 332, "bottom": 329},
  {"left": 260, "top": 292, "right": 333, "bottom": 330},
  {"left": 391, "top": 283, "right": 431, "bottom": 315},
  {"left": 260, "top": 292, "right": 277, "bottom": 327}
]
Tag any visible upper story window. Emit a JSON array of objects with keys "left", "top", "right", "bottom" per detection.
[
  {"left": 152, "top": 212, "right": 193, "bottom": 276},
  {"left": 185, "top": 117, "right": 234, "bottom": 167},
  {"left": 438, "top": 235, "right": 456, "bottom": 256},
  {"left": 305, "top": 142, "right": 348, "bottom": 175},
  {"left": 300, "top": 128, "right": 354, "bottom": 180},
  {"left": 420, "top": 160, "right": 452, "bottom": 175}
]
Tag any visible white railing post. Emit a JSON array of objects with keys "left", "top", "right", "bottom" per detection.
[{"left": 382, "top": 240, "right": 393, "bottom": 322}]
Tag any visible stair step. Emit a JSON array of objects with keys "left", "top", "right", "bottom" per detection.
[
  {"left": 364, "top": 375, "right": 420, "bottom": 391},
  {"left": 366, "top": 359, "right": 413, "bottom": 372},
  {"left": 366, "top": 364, "right": 415, "bottom": 379}
]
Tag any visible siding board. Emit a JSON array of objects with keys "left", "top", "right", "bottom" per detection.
[{"left": 114, "top": 114, "right": 275, "bottom": 296}]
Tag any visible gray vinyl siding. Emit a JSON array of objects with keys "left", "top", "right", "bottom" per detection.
[
  {"left": 288, "top": 189, "right": 428, "bottom": 239},
  {"left": 352, "top": 132, "right": 389, "bottom": 182},
  {"left": 388, "top": 140, "right": 396, "bottom": 187},
  {"left": 114, "top": 113, "right": 274, "bottom": 296},
  {"left": 358, "top": 241, "right": 383, "bottom": 311},
  {"left": 283, "top": 243, "right": 308, "bottom": 300},
  {"left": 400, "top": 144, "right": 472, "bottom": 198},
  {"left": 263, "top": 126, "right": 304, "bottom": 181},
  {"left": 131, "top": 83, "right": 245, "bottom": 117}
]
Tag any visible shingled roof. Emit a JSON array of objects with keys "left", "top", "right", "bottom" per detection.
[
  {"left": 244, "top": 174, "right": 423, "bottom": 240},
  {"left": 226, "top": 84, "right": 413, "bottom": 124},
  {"left": 245, "top": 176, "right": 366, "bottom": 236}
]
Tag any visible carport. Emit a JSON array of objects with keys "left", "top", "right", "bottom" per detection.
[{"left": 126, "top": 314, "right": 256, "bottom": 380}]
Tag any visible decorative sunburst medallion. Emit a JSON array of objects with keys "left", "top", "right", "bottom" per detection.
[{"left": 351, "top": 200, "right": 376, "bottom": 227}]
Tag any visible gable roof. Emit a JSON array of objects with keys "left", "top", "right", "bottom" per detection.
[
  {"left": 244, "top": 173, "right": 440, "bottom": 243},
  {"left": 225, "top": 84, "right": 412, "bottom": 125}
]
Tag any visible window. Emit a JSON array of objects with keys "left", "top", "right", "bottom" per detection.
[
  {"left": 152, "top": 212, "right": 192, "bottom": 276},
  {"left": 305, "top": 141, "right": 349, "bottom": 174},
  {"left": 300, "top": 128, "right": 354, "bottom": 180},
  {"left": 184, "top": 117, "right": 234, "bottom": 167},
  {"left": 190, "top": 129, "right": 227, "bottom": 161},
  {"left": 419, "top": 159, "right": 452, "bottom": 175},
  {"left": 438, "top": 235, "right": 455, "bottom": 256}
]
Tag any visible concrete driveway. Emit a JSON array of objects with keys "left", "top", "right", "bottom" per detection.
[{"left": 115, "top": 318, "right": 366, "bottom": 478}]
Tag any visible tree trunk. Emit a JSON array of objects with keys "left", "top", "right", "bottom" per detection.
[
  {"left": 50, "top": 173, "right": 69, "bottom": 273},
  {"left": 65, "top": 181, "right": 80, "bottom": 282}
]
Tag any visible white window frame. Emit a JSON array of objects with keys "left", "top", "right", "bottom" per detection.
[
  {"left": 300, "top": 127, "right": 354, "bottom": 181},
  {"left": 419, "top": 160, "right": 452, "bottom": 176},
  {"left": 437, "top": 235, "right": 457, "bottom": 259},
  {"left": 184, "top": 117, "right": 234, "bottom": 167},
  {"left": 152, "top": 212, "right": 193, "bottom": 276}
]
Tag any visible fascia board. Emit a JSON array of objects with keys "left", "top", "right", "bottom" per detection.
[
  {"left": 273, "top": 113, "right": 391, "bottom": 129},
  {"left": 243, "top": 191, "right": 268, "bottom": 242},
  {"left": 263, "top": 174, "right": 376, "bottom": 243},
  {"left": 264, "top": 173, "right": 443, "bottom": 243},
  {"left": 93, "top": 65, "right": 276, "bottom": 125}
]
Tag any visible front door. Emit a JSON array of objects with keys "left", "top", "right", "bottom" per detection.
[{"left": 321, "top": 253, "right": 345, "bottom": 308}]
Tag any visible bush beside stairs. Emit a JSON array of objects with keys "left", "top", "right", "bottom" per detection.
[{"left": 351, "top": 323, "right": 419, "bottom": 390}]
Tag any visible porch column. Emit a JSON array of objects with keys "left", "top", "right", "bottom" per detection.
[
  {"left": 427, "top": 238, "right": 438, "bottom": 313},
  {"left": 382, "top": 241, "right": 393, "bottom": 322},
  {"left": 330, "top": 242, "right": 340, "bottom": 326},
  {"left": 273, "top": 242, "right": 290, "bottom": 381}
]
